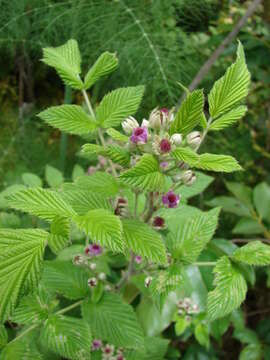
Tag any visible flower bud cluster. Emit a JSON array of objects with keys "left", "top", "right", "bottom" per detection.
[
  {"left": 177, "top": 297, "right": 200, "bottom": 316},
  {"left": 92, "top": 339, "right": 125, "bottom": 360}
]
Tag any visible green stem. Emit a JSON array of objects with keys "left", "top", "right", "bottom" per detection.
[
  {"left": 56, "top": 299, "right": 84, "bottom": 315},
  {"left": 82, "top": 89, "right": 95, "bottom": 119},
  {"left": 193, "top": 261, "right": 216, "bottom": 266}
]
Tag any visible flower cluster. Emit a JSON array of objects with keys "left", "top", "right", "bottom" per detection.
[
  {"left": 92, "top": 339, "right": 125, "bottom": 360},
  {"left": 177, "top": 297, "right": 200, "bottom": 318},
  {"left": 121, "top": 108, "right": 202, "bottom": 212}
]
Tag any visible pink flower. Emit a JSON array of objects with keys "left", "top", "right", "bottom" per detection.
[
  {"left": 160, "top": 161, "right": 169, "bottom": 169},
  {"left": 92, "top": 339, "right": 102, "bottom": 350},
  {"left": 130, "top": 127, "right": 148, "bottom": 144},
  {"left": 159, "top": 139, "right": 171, "bottom": 153},
  {"left": 85, "top": 243, "right": 103, "bottom": 256},
  {"left": 152, "top": 216, "right": 166, "bottom": 229},
  {"left": 135, "top": 255, "right": 142, "bottom": 264},
  {"left": 162, "top": 191, "right": 180, "bottom": 208}
]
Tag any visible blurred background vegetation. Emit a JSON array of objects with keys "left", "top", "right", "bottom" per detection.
[{"left": 0, "top": 0, "right": 270, "bottom": 358}]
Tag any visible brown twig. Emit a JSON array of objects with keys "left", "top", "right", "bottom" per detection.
[{"left": 232, "top": 238, "right": 270, "bottom": 244}]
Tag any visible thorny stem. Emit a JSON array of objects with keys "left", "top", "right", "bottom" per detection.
[
  {"left": 195, "top": 117, "right": 213, "bottom": 153},
  {"left": 9, "top": 300, "right": 84, "bottom": 344},
  {"left": 116, "top": 252, "right": 136, "bottom": 290},
  {"left": 193, "top": 262, "right": 216, "bottom": 266},
  {"left": 143, "top": 192, "right": 155, "bottom": 223},
  {"left": 82, "top": 89, "right": 118, "bottom": 177}
]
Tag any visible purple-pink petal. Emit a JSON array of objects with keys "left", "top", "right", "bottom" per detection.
[{"left": 130, "top": 127, "right": 148, "bottom": 144}]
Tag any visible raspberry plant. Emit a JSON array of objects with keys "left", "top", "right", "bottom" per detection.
[{"left": 1, "top": 39, "right": 270, "bottom": 359}]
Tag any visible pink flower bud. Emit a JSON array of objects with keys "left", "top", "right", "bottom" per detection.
[{"left": 162, "top": 191, "right": 180, "bottom": 208}]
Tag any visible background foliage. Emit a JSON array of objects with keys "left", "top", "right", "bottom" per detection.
[{"left": 0, "top": 0, "right": 270, "bottom": 359}]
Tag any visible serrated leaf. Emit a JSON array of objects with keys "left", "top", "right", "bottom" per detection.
[
  {"left": 41, "top": 261, "right": 89, "bottom": 300},
  {"left": 209, "top": 106, "right": 247, "bottom": 131},
  {"left": 0, "top": 229, "right": 47, "bottom": 322},
  {"left": 38, "top": 105, "right": 97, "bottom": 135},
  {"left": 106, "top": 128, "right": 129, "bottom": 143},
  {"left": 120, "top": 154, "right": 165, "bottom": 191},
  {"left": 194, "top": 323, "right": 210, "bottom": 348},
  {"left": 40, "top": 315, "right": 92, "bottom": 360},
  {"left": 195, "top": 154, "right": 242, "bottom": 172},
  {"left": 84, "top": 51, "right": 118, "bottom": 89},
  {"left": 96, "top": 86, "right": 144, "bottom": 128},
  {"left": 167, "top": 208, "right": 220, "bottom": 263},
  {"left": 7, "top": 188, "right": 76, "bottom": 221},
  {"left": 82, "top": 292, "right": 144, "bottom": 348},
  {"left": 0, "top": 184, "right": 26, "bottom": 210},
  {"left": 45, "top": 165, "right": 64, "bottom": 188},
  {"left": 75, "top": 209, "right": 123, "bottom": 252},
  {"left": 82, "top": 143, "right": 130, "bottom": 167},
  {"left": 42, "top": 39, "right": 83, "bottom": 89},
  {"left": 2, "top": 333, "right": 44, "bottom": 360},
  {"left": 171, "top": 147, "right": 199, "bottom": 165},
  {"left": 122, "top": 219, "right": 167, "bottom": 264},
  {"left": 170, "top": 89, "right": 204, "bottom": 135},
  {"left": 232, "top": 241, "right": 270, "bottom": 266},
  {"left": 12, "top": 291, "right": 52, "bottom": 325},
  {"left": 62, "top": 190, "right": 112, "bottom": 215},
  {"left": 207, "top": 256, "right": 247, "bottom": 321},
  {"left": 208, "top": 42, "right": 250, "bottom": 118},
  {"left": 22, "top": 173, "right": 43, "bottom": 188},
  {"left": 48, "top": 216, "right": 70, "bottom": 254},
  {"left": 71, "top": 172, "right": 119, "bottom": 197}
]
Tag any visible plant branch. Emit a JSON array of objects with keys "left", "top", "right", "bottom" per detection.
[
  {"left": 193, "top": 261, "right": 217, "bottom": 266},
  {"left": 116, "top": 252, "right": 136, "bottom": 290},
  {"left": 56, "top": 299, "right": 84, "bottom": 315},
  {"left": 177, "top": 0, "right": 262, "bottom": 107},
  {"left": 232, "top": 238, "right": 270, "bottom": 244}
]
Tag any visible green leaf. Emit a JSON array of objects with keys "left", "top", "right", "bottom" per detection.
[
  {"left": 7, "top": 188, "right": 76, "bottom": 221},
  {"left": 40, "top": 315, "right": 92, "bottom": 360},
  {"left": 45, "top": 165, "right": 64, "bottom": 188},
  {"left": 120, "top": 154, "right": 165, "bottom": 191},
  {"left": 171, "top": 147, "right": 199, "bottom": 165},
  {"left": 71, "top": 172, "right": 119, "bottom": 197},
  {"left": 0, "top": 229, "right": 47, "bottom": 322},
  {"left": 175, "top": 316, "right": 189, "bottom": 336},
  {"left": 232, "top": 241, "right": 270, "bottom": 266},
  {"left": 167, "top": 208, "right": 220, "bottom": 263},
  {"left": 82, "top": 143, "right": 130, "bottom": 167},
  {"left": 38, "top": 105, "right": 97, "bottom": 135},
  {"left": 194, "top": 154, "right": 242, "bottom": 172},
  {"left": 96, "top": 86, "right": 144, "bottom": 128},
  {"left": 194, "top": 323, "right": 210, "bottom": 348},
  {"left": 82, "top": 292, "right": 144, "bottom": 348},
  {"left": 253, "top": 182, "right": 270, "bottom": 222},
  {"left": 170, "top": 89, "right": 204, "bottom": 135},
  {"left": 42, "top": 39, "right": 83, "bottom": 89},
  {"left": 239, "top": 344, "right": 262, "bottom": 360},
  {"left": 0, "top": 324, "right": 8, "bottom": 348},
  {"left": 106, "top": 128, "right": 129, "bottom": 143},
  {"left": 207, "top": 256, "right": 247, "bottom": 321},
  {"left": 232, "top": 218, "right": 263, "bottom": 235},
  {"left": 0, "top": 184, "right": 26, "bottom": 210},
  {"left": 22, "top": 173, "right": 43, "bottom": 188},
  {"left": 233, "top": 327, "right": 259, "bottom": 344},
  {"left": 206, "top": 196, "right": 252, "bottom": 217},
  {"left": 172, "top": 150, "right": 242, "bottom": 172},
  {"left": 62, "top": 190, "right": 112, "bottom": 215},
  {"left": 75, "top": 209, "right": 123, "bottom": 252},
  {"left": 208, "top": 42, "right": 250, "bottom": 118},
  {"left": 12, "top": 290, "right": 54, "bottom": 325},
  {"left": 48, "top": 216, "right": 70, "bottom": 254},
  {"left": 72, "top": 164, "right": 85, "bottom": 181},
  {"left": 84, "top": 51, "right": 118, "bottom": 89},
  {"left": 225, "top": 181, "right": 253, "bottom": 209},
  {"left": 122, "top": 219, "right": 167, "bottom": 264},
  {"left": 2, "top": 333, "right": 44, "bottom": 359},
  {"left": 41, "top": 261, "right": 89, "bottom": 300},
  {"left": 209, "top": 106, "right": 247, "bottom": 131},
  {"left": 176, "top": 172, "right": 214, "bottom": 200}
]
